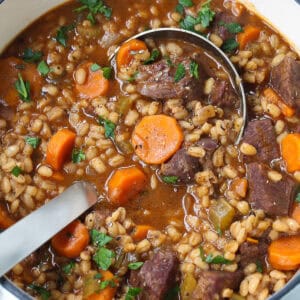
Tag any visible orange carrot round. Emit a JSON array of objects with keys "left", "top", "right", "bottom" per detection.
[
  {"left": 268, "top": 235, "right": 300, "bottom": 270},
  {"left": 132, "top": 225, "right": 154, "bottom": 241},
  {"left": 75, "top": 62, "right": 109, "bottom": 99},
  {"left": 281, "top": 133, "right": 300, "bottom": 173},
  {"left": 107, "top": 166, "right": 147, "bottom": 205},
  {"left": 0, "top": 205, "right": 15, "bottom": 230},
  {"left": 46, "top": 128, "right": 76, "bottom": 171},
  {"left": 237, "top": 25, "right": 260, "bottom": 49},
  {"left": 132, "top": 115, "right": 184, "bottom": 164},
  {"left": 292, "top": 204, "right": 300, "bottom": 225},
  {"left": 51, "top": 220, "right": 90, "bottom": 258},
  {"left": 116, "top": 39, "right": 148, "bottom": 68}
]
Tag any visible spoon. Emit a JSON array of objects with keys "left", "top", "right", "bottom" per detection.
[
  {"left": 110, "top": 28, "right": 247, "bottom": 143},
  {"left": 0, "top": 181, "right": 97, "bottom": 277}
]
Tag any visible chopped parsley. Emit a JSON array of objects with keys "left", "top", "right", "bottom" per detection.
[
  {"left": 190, "top": 60, "right": 199, "bottom": 79},
  {"left": 22, "top": 48, "right": 43, "bottom": 63},
  {"left": 71, "top": 148, "right": 85, "bottom": 163},
  {"left": 174, "top": 63, "right": 186, "bottom": 82},
  {"left": 75, "top": 0, "right": 112, "bottom": 24},
  {"left": 295, "top": 192, "right": 300, "bottom": 203},
  {"left": 91, "top": 229, "right": 113, "bottom": 247},
  {"left": 143, "top": 49, "right": 160, "bottom": 65},
  {"left": 219, "top": 21, "right": 243, "bottom": 34},
  {"left": 93, "top": 247, "right": 115, "bottom": 270},
  {"left": 222, "top": 38, "right": 239, "bottom": 53},
  {"left": 165, "top": 285, "right": 180, "bottom": 300},
  {"left": 25, "top": 136, "right": 41, "bottom": 149},
  {"left": 28, "top": 284, "right": 50, "bottom": 300},
  {"left": 62, "top": 261, "right": 75, "bottom": 275},
  {"left": 11, "top": 166, "right": 23, "bottom": 177},
  {"left": 162, "top": 175, "right": 179, "bottom": 184},
  {"left": 99, "top": 279, "right": 116, "bottom": 290},
  {"left": 56, "top": 24, "right": 74, "bottom": 47},
  {"left": 176, "top": 0, "right": 194, "bottom": 15},
  {"left": 99, "top": 116, "right": 116, "bottom": 139},
  {"left": 94, "top": 273, "right": 103, "bottom": 279},
  {"left": 91, "top": 63, "right": 101, "bottom": 72},
  {"left": 128, "top": 71, "right": 139, "bottom": 83},
  {"left": 37, "top": 60, "right": 50, "bottom": 76},
  {"left": 256, "top": 260, "right": 263, "bottom": 273},
  {"left": 128, "top": 262, "right": 144, "bottom": 270},
  {"left": 15, "top": 73, "right": 31, "bottom": 102},
  {"left": 199, "top": 246, "right": 232, "bottom": 265},
  {"left": 164, "top": 56, "right": 173, "bottom": 67},
  {"left": 102, "top": 67, "right": 113, "bottom": 79},
  {"left": 125, "top": 287, "right": 142, "bottom": 300},
  {"left": 216, "top": 226, "right": 222, "bottom": 236}
]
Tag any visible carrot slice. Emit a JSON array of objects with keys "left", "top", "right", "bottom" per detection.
[
  {"left": 230, "top": 178, "right": 248, "bottom": 198},
  {"left": 51, "top": 171, "right": 65, "bottom": 181},
  {"left": 292, "top": 204, "right": 300, "bottom": 225},
  {"left": 263, "top": 87, "right": 295, "bottom": 118},
  {"left": 116, "top": 39, "right": 148, "bottom": 68},
  {"left": 246, "top": 237, "right": 259, "bottom": 244},
  {"left": 0, "top": 57, "right": 42, "bottom": 106},
  {"left": 0, "top": 205, "right": 15, "bottom": 230},
  {"left": 87, "top": 271, "right": 117, "bottom": 300},
  {"left": 75, "top": 62, "right": 109, "bottom": 99},
  {"left": 132, "top": 115, "right": 184, "bottom": 164},
  {"left": 132, "top": 225, "right": 154, "bottom": 241},
  {"left": 281, "top": 133, "right": 300, "bottom": 173},
  {"left": 237, "top": 25, "right": 261, "bottom": 49},
  {"left": 268, "top": 235, "right": 300, "bottom": 270},
  {"left": 51, "top": 220, "right": 90, "bottom": 258},
  {"left": 46, "top": 129, "right": 76, "bottom": 171},
  {"left": 107, "top": 166, "right": 147, "bottom": 205}
]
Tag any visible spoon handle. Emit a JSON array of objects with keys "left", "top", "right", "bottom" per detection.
[{"left": 0, "top": 181, "right": 97, "bottom": 277}]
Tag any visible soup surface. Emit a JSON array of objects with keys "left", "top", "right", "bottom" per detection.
[{"left": 1, "top": 0, "right": 300, "bottom": 299}]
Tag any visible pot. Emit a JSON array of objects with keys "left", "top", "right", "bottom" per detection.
[{"left": 0, "top": 0, "right": 299, "bottom": 299}]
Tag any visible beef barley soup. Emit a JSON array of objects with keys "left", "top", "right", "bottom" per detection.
[{"left": 1, "top": 0, "right": 300, "bottom": 299}]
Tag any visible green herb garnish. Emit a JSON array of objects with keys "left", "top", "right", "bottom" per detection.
[
  {"left": 125, "top": 287, "right": 142, "bottom": 300},
  {"left": 25, "top": 136, "right": 41, "bottom": 149},
  {"left": 165, "top": 285, "right": 180, "bottom": 300},
  {"left": 128, "top": 71, "right": 139, "bottom": 83},
  {"left": 37, "top": 60, "right": 50, "bottom": 76},
  {"left": 222, "top": 38, "right": 239, "bottom": 53},
  {"left": 295, "top": 192, "right": 300, "bottom": 203},
  {"left": 99, "top": 279, "right": 116, "bottom": 290},
  {"left": 56, "top": 24, "right": 74, "bottom": 47},
  {"left": 174, "top": 63, "right": 186, "bottom": 82},
  {"left": 198, "top": 0, "right": 215, "bottom": 28},
  {"left": 94, "top": 273, "right": 103, "bottom": 279},
  {"left": 28, "top": 284, "right": 50, "bottom": 300},
  {"left": 93, "top": 247, "right": 115, "bottom": 270},
  {"left": 91, "top": 63, "right": 101, "bottom": 72},
  {"left": 190, "top": 60, "right": 199, "bottom": 79},
  {"left": 162, "top": 175, "right": 179, "bottom": 184},
  {"left": 22, "top": 48, "right": 43, "bottom": 63},
  {"left": 91, "top": 229, "right": 113, "bottom": 247},
  {"left": 256, "top": 260, "right": 263, "bottom": 273},
  {"left": 11, "top": 166, "right": 22, "bottom": 177},
  {"left": 143, "top": 49, "right": 160, "bottom": 65},
  {"left": 199, "top": 246, "right": 232, "bottom": 265},
  {"left": 128, "top": 262, "right": 144, "bottom": 270},
  {"left": 99, "top": 116, "right": 116, "bottom": 139},
  {"left": 62, "top": 261, "right": 75, "bottom": 275},
  {"left": 102, "top": 67, "right": 113, "bottom": 79},
  {"left": 219, "top": 21, "right": 243, "bottom": 34},
  {"left": 176, "top": 0, "right": 194, "bottom": 15},
  {"left": 15, "top": 73, "right": 31, "bottom": 102},
  {"left": 164, "top": 56, "right": 173, "bottom": 67},
  {"left": 72, "top": 148, "right": 85, "bottom": 163}
]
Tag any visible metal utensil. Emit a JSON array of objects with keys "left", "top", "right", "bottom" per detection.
[
  {"left": 0, "top": 181, "right": 97, "bottom": 277},
  {"left": 110, "top": 28, "right": 247, "bottom": 143}
]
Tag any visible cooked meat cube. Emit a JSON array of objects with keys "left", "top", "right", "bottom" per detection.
[
  {"left": 242, "top": 118, "right": 279, "bottom": 164},
  {"left": 136, "top": 58, "right": 203, "bottom": 100},
  {"left": 239, "top": 241, "right": 269, "bottom": 268},
  {"left": 212, "top": 12, "right": 240, "bottom": 41},
  {"left": 192, "top": 271, "right": 243, "bottom": 300},
  {"left": 161, "top": 149, "right": 201, "bottom": 183},
  {"left": 197, "top": 138, "right": 219, "bottom": 170},
  {"left": 270, "top": 57, "right": 300, "bottom": 109},
  {"left": 246, "top": 162, "right": 296, "bottom": 216},
  {"left": 129, "top": 249, "right": 179, "bottom": 300},
  {"left": 209, "top": 80, "right": 239, "bottom": 108}
]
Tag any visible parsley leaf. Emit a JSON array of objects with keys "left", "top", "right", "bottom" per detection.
[
  {"left": 91, "top": 229, "right": 113, "bottom": 247},
  {"left": 15, "top": 73, "right": 31, "bottom": 102},
  {"left": 128, "top": 262, "right": 144, "bottom": 270},
  {"left": 176, "top": 4, "right": 184, "bottom": 14},
  {"left": 93, "top": 247, "right": 115, "bottom": 270},
  {"left": 28, "top": 284, "right": 50, "bottom": 300},
  {"left": 99, "top": 279, "right": 116, "bottom": 290},
  {"left": 56, "top": 24, "right": 74, "bottom": 47},
  {"left": 75, "top": 0, "right": 112, "bottom": 24},
  {"left": 62, "top": 261, "right": 75, "bottom": 275},
  {"left": 102, "top": 67, "right": 113, "bottom": 79},
  {"left": 72, "top": 148, "right": 85, "bottom": 163},
  {"left": 99, "top": 116, "right": 116, "bottom": 139},
  {"left": 256, "top": 260, "right": 263, "bottom": 273},
  {"left": 143, "top": 49, "right": 160, "bottom": 65},
  {"left": 22, "top": 48, "right": 43, "bottom": 63},
  {"left": 295, "top": 192, "right": 300, "bottom": 203},
  {"left": 190, "top": 60, "right": 199, "bottom": 79},
  {"left": 162, "top": 175, "right": 179, "bottom": 184},
  {"left": 125, "top": 287, "right": 142, "bottom": 300},
  {"left": 222, "top": 38, "right": 239, "bottom": 53},
  {"left": 219, "top": 21, "right": 243, "bottom": 34},
  {"left": 198, "top": 0, "right": 215, "bottom": 28},
  {"left": 91, "top": 63, "right": 101, "bottom": 72},
  {"left": 94, "top": 273, "right": 103, "bottom": 279},
  {"left": 180, "top": 15, "right": 198, "bottom": 31},
  {"left": 179, "top": 0, "right": 193, "bottom": 7},
  {"left": 37, "top": 60, "right": 50, "bottom": 76},
  {"left": 128, "top": 71, "right": 139, "bottom": 83},
  {"left": 25, "top": 136, "right": 41, "bottom": 149},
  {"left": 165, "top": 285, "right": 180, "bottom": 300},
  {"left": 164, "top": 56, "right": 173, "bottom": 67},
  {"left": 199, "top": 246, "right": 232, "bottom": 265},
  {"left": 11, "top": 166, "right": 22, "bottom": 177},
  {"left": 174, "top": 63, "right": 186, "bottom": 82}
]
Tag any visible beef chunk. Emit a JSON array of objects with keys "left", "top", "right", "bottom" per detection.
[
  {"left": 197, "top": 138, "right": 219, "bottom": 170},
  {"left": 129, "top": 249, "right": 179, "bottom": 300},
  {"left": 192, "top": 271, "right": 243, "bottom": 300},
  {"left": 136, "top": 58, "right": 203, "bottom": 100},
  {"left": 210, "top": 80, "right": 239, "bottom": 108},
  {"left": 270, "top": 57, "right": 300, "bottom": 109},
  {"left": 246, "top": 162, "right": 296, "bottom": 216},
  {"left": 161, "top": 149, "right": 201, "bottom": 183},
  {"left": 239, "top": 241, "right": 269, "bottom": 268},
  {"left": 242, "top": 118, "right": 279, "bottom": 164},
  {"left": 212, "top": 12, "right": 239, "bottom": 41}
]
